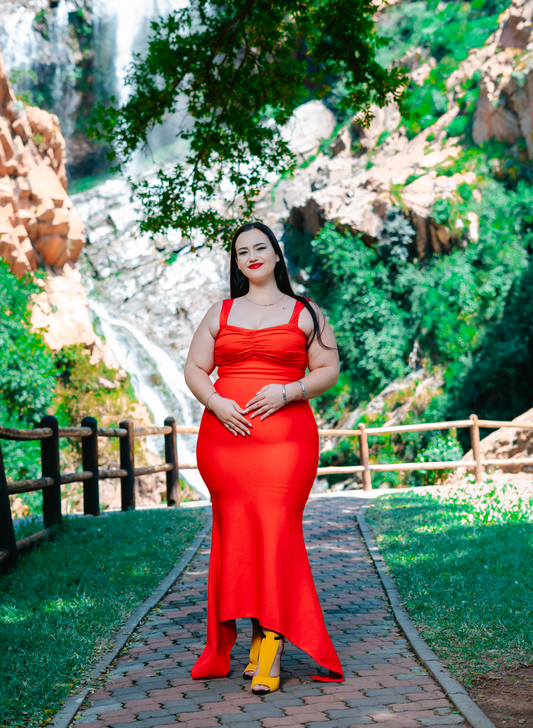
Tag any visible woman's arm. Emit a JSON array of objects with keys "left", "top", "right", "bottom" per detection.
[
  {"left": 184, "top": 302, "right": 252, "bottom": 437},
  {"left": 246, "top": 301, "right": 339, "bottom": 419}
]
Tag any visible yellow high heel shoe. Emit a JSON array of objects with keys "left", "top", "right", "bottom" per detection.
[
  {"left": 243, "top": 619, "right": 263, "bottom": 679},
  {"left": 251, "top": 630, "right": 283, "bottom": 695}
]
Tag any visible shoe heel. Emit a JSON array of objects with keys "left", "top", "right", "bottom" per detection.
[
  {"left": 242, "top": 621, "right": 262, "bottom": 679},
  {"left": 251, "top": 631, "right": 282, "bottom": 695}
]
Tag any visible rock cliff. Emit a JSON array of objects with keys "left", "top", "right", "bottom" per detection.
[
  {"left": 256, "top": 0, "right": 533, "bottom": 257},
  {"left": 0, "top": 45, "right": 85, "bottom": 275}
]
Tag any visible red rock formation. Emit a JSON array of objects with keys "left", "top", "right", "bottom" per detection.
[{"left": 0, "top": 45, "right": 85, "bottom": 276}]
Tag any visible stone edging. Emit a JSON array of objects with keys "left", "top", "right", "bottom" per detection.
[
  {"left": 356, "top": 509, "right": 496, "bottom": 728},
  {"left": 49, "top": 508, "right": 213, "bottom": 728}
]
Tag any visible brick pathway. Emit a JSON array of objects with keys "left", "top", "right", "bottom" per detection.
[{"left": 77, "top": 496, "right": 465, "bottom": 728}]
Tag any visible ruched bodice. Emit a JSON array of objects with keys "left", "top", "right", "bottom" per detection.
[
  {"left": 215, "top": 299, "right": 308, "bottom": 381},
  {"left": 192, "top": 297, "right": 344, "bottom": 683}
]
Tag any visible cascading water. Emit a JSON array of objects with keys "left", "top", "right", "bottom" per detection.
[
  {"left": 89, "top": 299, "right": 210, "bottom": 500},
  {"left": 92, "top": 0, "right": 188, "bottom": 105}
]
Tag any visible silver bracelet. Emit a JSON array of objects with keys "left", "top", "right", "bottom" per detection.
[
  {"left": 282, "top": 384, "right": 288, "bottom": 405},
  {"left": 298, "top": 379, "right": 306, "bottom": 400},
  {"left": 206, "top": 392, "right": 217, "bottom": 411}
]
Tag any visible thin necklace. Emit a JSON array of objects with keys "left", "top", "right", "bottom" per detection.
[{"left": 244, "top": 294, "right": 285, "bottom": 307}]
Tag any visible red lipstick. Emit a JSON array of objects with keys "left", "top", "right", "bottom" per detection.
[{"left": 249, "top": 263, "right": 263, "bottom": 269}]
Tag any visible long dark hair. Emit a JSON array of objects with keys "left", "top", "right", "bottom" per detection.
[{"left": 230, "top": 221, "right": 332, "bottom": 350}]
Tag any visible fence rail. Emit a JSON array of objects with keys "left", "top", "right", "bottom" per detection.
[{"left": 2, "top": 411, "right": 532, "bottom": 571}]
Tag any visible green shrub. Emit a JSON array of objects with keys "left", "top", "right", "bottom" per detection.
[
  {"left": 415, "top": 433, "right": 464, "bottom": 485},
  {"left": 0, "top": 261, "right": 57, "bottom": 480}
]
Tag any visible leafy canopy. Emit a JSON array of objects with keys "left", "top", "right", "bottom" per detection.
[{"left": 88, "top": 0, "right": 407, "bottom": 248}]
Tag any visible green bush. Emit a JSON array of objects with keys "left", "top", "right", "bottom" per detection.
[
  {"left": 0, "top": 261, "right": 57, "bottom": 480},
  {"left": 286, "top": 179, "right": 533, "bottom": 442},
  {"left": 415, "top": 433, "right": 464, "bottom": 485}
]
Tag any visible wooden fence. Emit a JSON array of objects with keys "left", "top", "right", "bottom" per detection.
[
  {"left": 0, "top": 414, "right": 181, "bottom": 570},
  {"left": 177, "top": 414, "right": 533, "bottom": 489},
  {"left": 2, "top": 412, "right": 533, "bottom": 570}
]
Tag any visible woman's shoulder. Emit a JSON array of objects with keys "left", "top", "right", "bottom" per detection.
[
  {"left": 299, "top": 298, "right": 325, "bottom": 321},
  {"left": 204, "top": 300, "right": 225, "bottom": 319}
]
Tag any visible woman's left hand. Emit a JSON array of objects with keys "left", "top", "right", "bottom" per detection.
[{"left": 245, "top": 384, "right": 285, "bottom": 420}]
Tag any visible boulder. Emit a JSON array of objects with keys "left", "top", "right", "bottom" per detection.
[
  {"left": 33, "top": 234, "right": 70, "bottom": 268},
  {"left": 281, "top": 100, "right": 337, "bottom": 161},
  {"left": 28, "top": 166, "right": 67, "bottom": 207}
]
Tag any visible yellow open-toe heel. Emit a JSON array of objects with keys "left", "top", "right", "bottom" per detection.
[
  {"left": 243, "top": 619, "right": 263, "bottom": 679},
  {"left": 251, "top": 630, "right": 283, "bottom": 695}
]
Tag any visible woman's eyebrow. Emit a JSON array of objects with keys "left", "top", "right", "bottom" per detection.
[{"left": 237, "top": 243, "right": 266, "bottom": 252}]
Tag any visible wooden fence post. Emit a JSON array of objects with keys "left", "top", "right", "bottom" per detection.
[
  {"left": 41, "top": 415, "right": 61, "bottom": 527},
  {"left": 359, "top": 423, "right": 372, "bottom": 491},
  {"left": 164, "top": 416, "right": 180, "bottom": 507},
  {"left": 0, "top": 441, "right": 17, "bottom": 569},
  {"left": 120, "top": 419, "right": 135, "bottom": 511},
  {"left": 469, "top": 414, "right": 483, "bottom": 483},
  {"left": 82, "top": 416, "right": 99, "bottom": 516}
]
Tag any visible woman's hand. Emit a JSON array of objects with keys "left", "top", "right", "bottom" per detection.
[
  {"left": 245, "top": 384, "right": 286, "bottom": 420},
  {"left": 209, "top": 394, "right": 252, "bottom": 437}
]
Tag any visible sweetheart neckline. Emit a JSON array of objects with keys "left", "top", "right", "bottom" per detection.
[{"left": 221, "top": 322, "right": 307, "bottom": 336}]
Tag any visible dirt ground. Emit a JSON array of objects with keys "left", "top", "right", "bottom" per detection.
[{"left": 467, "top": 666, "right": 533, "bottom": 727}]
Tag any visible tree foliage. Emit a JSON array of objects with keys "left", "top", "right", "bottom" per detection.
[{"left": 89, "top": 0, "right": 407, "bottom": 248}]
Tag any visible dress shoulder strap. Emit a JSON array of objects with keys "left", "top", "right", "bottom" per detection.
[
  {"left": 289, "top": 298, "right": 307, "bottom": 325},
  {"left": 219, "top": 299, "right": 234, "bottom": 329}
]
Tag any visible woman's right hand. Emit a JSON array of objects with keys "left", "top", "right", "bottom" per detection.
[{"left": 209, "top": 394, "right": 252, "bottom": 437}]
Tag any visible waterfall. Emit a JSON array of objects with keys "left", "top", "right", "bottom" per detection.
[
  {"left": 89, "top": 299, "right": 210, "bottom": 500},
  {"left": 92, "top": 0, "right": 188, "bottom": 105},
  {"left": 0, "top": 0, "right": 188, "bottom": 149}
]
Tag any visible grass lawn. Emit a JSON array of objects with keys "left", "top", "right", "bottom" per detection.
[
  {"left": 0, "top": 507, "right": 207, "bottom": 728},
  {"left": 366, "top": 485, "right": 533, "bottom": 684}
]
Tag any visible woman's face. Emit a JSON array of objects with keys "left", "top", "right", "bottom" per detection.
[{"left": 235, "top": 229, "right": 280, "bottom": 282}]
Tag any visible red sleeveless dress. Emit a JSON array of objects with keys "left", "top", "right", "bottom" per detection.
[{"left": 191, "top": 298, "right": 344, "bottom": 681}]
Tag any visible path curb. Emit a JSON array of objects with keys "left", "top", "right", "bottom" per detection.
[
  {"left": 49, "top": 509, "right": 213, "bottom": 728},
  {"left": 356, "top": 508, "right": 496, "bottom": 728}
]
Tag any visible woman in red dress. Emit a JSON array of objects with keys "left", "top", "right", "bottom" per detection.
[{"left": 184, "top": 221, "right": 344, "bottom": 694}]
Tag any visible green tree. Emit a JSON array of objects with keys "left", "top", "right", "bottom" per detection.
[{"left": 89, "top": 0, "right": 407, "bottom": 248}]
